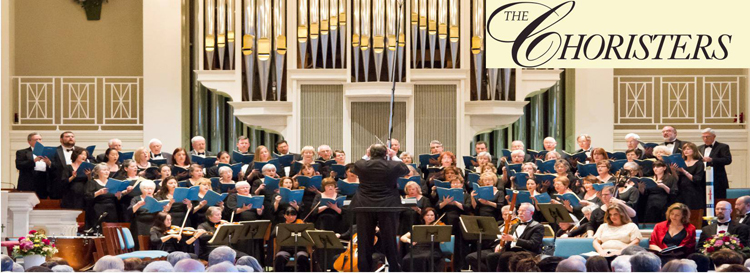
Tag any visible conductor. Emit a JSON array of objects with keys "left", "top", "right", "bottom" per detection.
[{"left": 351, "top": 144, "right": 410, "bottom": 271}]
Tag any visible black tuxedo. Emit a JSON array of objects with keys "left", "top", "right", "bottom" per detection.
[
  {"left": 95, "top": 153, "right": 107, "bottom": 163},
  {"left": 699, "top": 141, "right": 732, "bottom": 200},
  {"left": 351, "top": 157, "right": 410, "bottom": 272},
  {"left": 698, "top": 220, "right": 750, "bottom": 250},
  {"left": 739, "top": 213, "right": 750, "bottom": 226},
  {"left": 49, "top": 146, "right": 81, "bottom": 199},
  {"left": 502, "top": 221, "right": 545, "bottom": 254},
  {"left": 662, "top": 139, "right": 684, "bottom": 155},
  {"left": 150, "top": 152, "right": 173, "bottom": 165},
  {"left": 190, "top": 150, "right": 214, "bottom": 157},
  {"left": 15, "top": 147, "right": 50, "bottom": 198},
  {"left": 469, "top": 220, "right": 545, "bottom": 271}
]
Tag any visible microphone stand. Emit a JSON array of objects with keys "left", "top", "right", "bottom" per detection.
[{"left": 84, "top": 212, "right": 109, "bottom": 236}]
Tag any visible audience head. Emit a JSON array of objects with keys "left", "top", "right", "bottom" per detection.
[
  {"left": 123, "top": 257, "right": 145, "bottom": 271},
  {"left": 235, "top": 256, "right": 262, "bottom": 272},
  {"left": 718, "top": 264, "right": 750, "bottom": 272},
  {"left": 173, "top": 259, "right": 206, "bottom": 272},
  {"left": 711, "top": 249, "right": 744, "bottom": 268},
  {"left": 236, "top": 265, "right": 253, "bottom": 272},
  {"left": 630, "top": 251, "right": 661, "bottom": 272},
  {"left": 143, "top": 261, "right": 174, "bottom": 272},
  {"left": 556, "top": 256, "right": 586, "bottom": 272},
  {"left": 611, "top": 255, "right": 631, "bottom": 272},
  {"left": 1, "top": 255, "right": 12, "bottom": 272},
  {"left": 25, "top": 266, "right": 52, "bottom": 272},
  {"left": 206, "top": 262, "right": 237, "bottom": 272},
  {"left": 508, "top": 251, "right": 535, "bottom": 271},
  {"left": 662, "top": 259, "right": 698, "bottom": 272},
  {"left": 687, "top": 253, "right": 711, "bottom": 272},
  {"left": 516, "top": 257, "right": 540, "bottom": 272},
  {"left": 50, "top": 265, "right": 74, "bottom": 272},
  {"left": 537, "top": 256, "right": 564, "bottom": 272},
  {"left": 11, "top": 262, "right": 23, "bottom": 272},
  {"left": 621, "top": 245, "right": 646, "bottom": 256},
  {"left": 586, "top": 256, "right": 611, "bottom": 272},
  {"left": 167, "top": 251, "right": 191, "bottom": 266},
  {"left": 208, "top": 246, "right": 237, "bottom": 266},
  {"left": 93, "top": 255, "right": 124, "bottom": 272}
]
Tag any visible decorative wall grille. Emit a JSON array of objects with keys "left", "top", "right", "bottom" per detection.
[
  {"left": 614, "top": 70, "right": 746, "bottom": 130},
  {"left": 12, "top": 76, "right": 143, "bottom": 131}
]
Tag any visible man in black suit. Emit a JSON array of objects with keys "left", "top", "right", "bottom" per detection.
[
  {"left": 511, "top": 140, "right": 534, "bottom": 163},
  {"left": 661, "top": 126, "right": 684, "bottom": 155},
  {"left": 698, "top": 201, "right": 750, "bottom": 250},
  {"left": 148, "top": 138, "right": 172, "bottom": 165},
  {"left": 390, "top": 138, "right": 403, "bottom": 157},
  {"left": 190, "top": 135, "right": 214, "bottom": 156},
  {"left": 575, "top": 134, "right": 593, "bottom": 158},
  {"left": 699, "top": 128, "right": 732, "bottom": 200},
  {"left": 473, "top": 202, "right": 545, "bottom": 271},
  {"left": 15, "top": 132, "right": 51, "bottom": 198},
  {"left": 95, "top": 138, "right": 122, "bottom": 163},
  {"left": 49, "top": 131, "right": 81, "bottom": 199},
  {"left": 735, "top": 196, "right": 750, "bottom": 226},
  {"left": 351, "top": 144, "right": 409, "bottom": 272}
]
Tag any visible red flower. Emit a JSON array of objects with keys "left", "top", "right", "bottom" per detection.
[
  {"left": 29, "top": 230, "right": 36, "bottom": 234},
  {"left": 707, "top": 247, "right": 715, "bottom": 252},
  {"left": 18, "top": 237, "right": 25, "bottom": 241},
  {"left": 719, "top": 230, "right": 727, "bottom": 233}
]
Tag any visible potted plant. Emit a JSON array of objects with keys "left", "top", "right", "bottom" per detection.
[
  {"left": 12, "top": 230, "right": 58, "bottom": 269},
  {"left": 72, "top": 0, "right": 109, "bottom": 21}
]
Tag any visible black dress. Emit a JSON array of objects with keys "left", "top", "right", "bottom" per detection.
[
  {"left": 439, "top": 192, "right": 470, "bottom": 271},
  {"left": 61, "top": 165, "right": 87, "bottom": 210},
  {"left": 84, "top": 179, "right": 119, "bottom": 229},
  {"left": 402, "top": 238, "right": 444, "bottom": 272},
  {"left": 618, "top": 186, "right": 640, "bottom": 210},
  {"left": 398, "top": 196, "right": 432, "bottom": 235},
  {"left": 472, "top": 189, "right": 505, "bottom": 220},
  {"left": 118, "top": 178, "right": 142, "bottom": 223},
  {"left": 157, "top": 195, "right": 191, "bottom": 228},
  {"left": 225, "top": 193, "right": 265, "bottom": 259},
  {"left": 149, "top": 227, "right": 180, "bottom": 252},
  {"left": 128, "top": 196, "right": 157, "bottom": 241},
  {"left": 676, "top": 163, "right": 705, "bottom": 210},
  {"left": 642, "top": 176, "right": 678, "bottom": 223},
  {"left": 197, "top": 222, "right": 218, "bottom": 260},
  {"left": 312, "top": 193, "right": 345, "bottom": 233}
]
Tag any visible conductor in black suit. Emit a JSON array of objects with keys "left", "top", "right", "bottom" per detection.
[
  {"left": 698, "top": 201, "right": 750, "bottom": 249},
  {"left": 351, "top": 144, "right": 410, "bottom": 272},
  {"left": 699, "top": 128, "right": 732, "bottom": 200},
  {"left": 15, "top": 133, "right": 51, "bottom": 198},
  {"left": 661, "top": 126, "right": 685, "bottom": 155}
]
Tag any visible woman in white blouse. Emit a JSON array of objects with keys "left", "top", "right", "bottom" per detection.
[{"left": 593, "top": 203, "right": 642, "bottom": 256}]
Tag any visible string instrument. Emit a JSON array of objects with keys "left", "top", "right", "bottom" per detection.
[
  {"left": 497, "top": 190, "right": 519, "bottom": 252},
  {"left": 167, "top": 226, "right": 198, "bottom": 236},
  {"left": 333, "top": 232, "right": 379, "bottom": 272}
]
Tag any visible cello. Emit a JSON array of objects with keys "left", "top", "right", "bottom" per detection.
[{"left": 332, "top": 231, "right": 378, "bottom": 272}]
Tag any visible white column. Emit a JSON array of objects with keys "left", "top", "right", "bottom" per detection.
[
  {"left": 6, "top": 193, "right": 40, "bottom": 237},
  {"left": 1, "top": 191, "right": 9, "bottom": 241},
  {"left": 143, "top": 0, "right": 184, "bottom": 150},
  {"left": 1, "top": 0, "right": 15, "bottom": 184},
  {"left": 574, "top": 69, "right": 615, "bottom": 150}
]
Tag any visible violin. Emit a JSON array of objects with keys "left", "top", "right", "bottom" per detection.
[{"left": 167, "top": 226, "right": 198, "bottom": 236}]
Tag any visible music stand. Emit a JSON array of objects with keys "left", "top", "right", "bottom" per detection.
[
  {"left": 459, "top": 215, "right": 499, "bottom": 272},
  {"left": 207, "top": 224, "right": 243, "bottom": 248},
  {"left": 411, "top": 225, "right": 452, "bottom": 272},
  {"left": 232, "top": 220, "right": 271, "bottom": 244},
  {"left": 277, "top": 223, "right": 314, "bottom": 272},
  {"left": 538, "top": 203, "right": 575, "bottom": 253},
  {"left": 307, "top": 230, "right": 345, "bottom": 272}
]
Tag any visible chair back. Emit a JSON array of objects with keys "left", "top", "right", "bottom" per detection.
[{"left": 439, "top": 235, "right": 455, "bottom": 254}]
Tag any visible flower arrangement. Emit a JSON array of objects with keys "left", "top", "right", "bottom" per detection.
[
  {"left": 11, "top": 230, "right": 58, "bottom": 258},
  {"left": 702, "top": 231, "right": 750, "bottom": 255}
]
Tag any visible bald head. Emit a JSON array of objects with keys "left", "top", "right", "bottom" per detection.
[
  {"left": 736, "top": 196, "right": 750, "bottom": 216},
  {"left": 716, "top": 201, "right": 732, "bottom": 222}
]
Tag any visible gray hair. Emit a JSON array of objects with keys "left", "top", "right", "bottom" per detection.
[
  {"left": 520, "top": 202, "right": 536, "bottom": 213},
  {"left": 11, "top": 263, "right": 23, "bottom": 272},
  {"left": 208, "top": 246, "right": 237, "bottom": 266},
  {"left": 191, "top": 136, "right": 206, "bottom": 144},
  {"left": 630, "top": 251, "right": 661, "bottom": 272},
  {"left": 235, "top": 181, "right": 250, "bottom": 189},
  {"left": 108, "top": 138, "right": 122, "bottom": 146},
  {"left": 477, "top": 151, "right": 492, "bottom": 161},
  {"left": 653, "top": 145, "right": 672, "bottom": 156},
  {"left": 544, "top": 137, "right": 558, "bottom": 144},
  {"left": 167, "top": 251, "right": 191, "bottom": 266},
  {"left": 430, "top": 140, "right": 443, "bottom": 146},
  {"left": 235, "top": 256, "right": 263, "bottom": 272},
  {"left": 1, "top": 255, "right": 12, "bottom": 272},
  {"left": 140, "top": 180, "right": 156, "bottom": 191},
  {"left": 51, "top": 265, "right": 75, "bottom": 272},
  {"left": 663, "top": 259, "right": 697, "bottom": 272},
  {"left": 511, "top": 140, "right": 526, "bottom": 149},
  {"left": 143, "top": 261, "right": 174, "bottom": 272},
  {"left": 149, "top": 138, "right": 163, "bottom": 146},
  {"left": 556, "top": 257, "right": 586, "bottom": 272},
  {"left": 622, "top": 245, "right": 646, "bottom": 255},
  {"left": 220, "top": 166, "right": 234, "bottom": 176},
  {"left": 611, "top": 255, "right": 632, "bottom": 272},
  {"left": 511, "top": 149, "right": 526, "bottom": 157},
  {"left": 581, "top": 205, "right": 597, "bottom": 214},
  {"left": 317, "top": 145, "right": 331, "bottom": 153},
  {"left": 93, "top": 255, "right": 125, "bottom": 272},
  {"left": 174, "top": 259, "right": 206, "bottom": 272},
  {"left": 260, "top": 164, "right": 276, "bottom": 172},
  {"left": 702, "top": 128, "right": 716, "bottom": 136},
  {"left": 236, "top": 265, "right": 254, "bottom": 272},
  {"left": 623, "top": 162, "right": 639, "bottom": 171},
  {"left": 207, "top": 262, "right": 238, "bottom": 272},
  {"left": 92, "top": 163, "right": 110, "bottom": 180},
  {"left": 577, "top": 134, "right": 591, "bottom": 142},
  {"left": 624, "top": 133, "right": 640, "bottom": 141},
  {"left": 399, "top": 152, "right": 414, "bottom": 162}
]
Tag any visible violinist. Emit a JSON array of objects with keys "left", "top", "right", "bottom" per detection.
[
  {"left": 399, "top": 208, "right": 444, "bottom": 272},
  {"left": 312, "top": 177, "right": 343, "bottom": 232},
  {"left": 195, "top": 206, "right": 227, "bottom": 260},
  {"left": 272, "top": 207, "right": 310, "bottom": 272},
  {"left": 150, "top": 212, "right": 184, "bottom": 252}
]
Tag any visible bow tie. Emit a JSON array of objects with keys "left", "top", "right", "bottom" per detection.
[
  {"left": 197, "top": 152, "right": 205, "bottom": 155},
  {"left": 718, "top": 222, "right": 730, "bottom": 226},
  {"left": 519, "top": 221, "right": 533, "bottom": 226},
  {"left": 665, "top": 141, "right": 675, "bottom": 145},
  {"left": 705, "top": 145, "right": 713, "bottom": 148},
  {"left": 66, "top": 149, "right": 73, "bottom": 152}
]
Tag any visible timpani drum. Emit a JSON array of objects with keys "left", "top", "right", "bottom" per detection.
[{"left": 49, "top": 236, "right": 102, "bottom": 271}]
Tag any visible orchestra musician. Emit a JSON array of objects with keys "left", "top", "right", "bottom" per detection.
[
  {"left": 272, "top": 207, "right": 310, "bottom": 272},
  {"left": 400, "top": 208, "right": 444, "bottom": 272}
]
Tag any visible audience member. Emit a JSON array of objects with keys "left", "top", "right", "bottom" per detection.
[
  {"left": 25, "top": 266, "right": 53, "bottom": 272},
  {"left": 173, "top": 259, "right": 206, "bottom": 272},
  {"left": 123, "top": 257, "right": 145, "bottom": 271},
  {"left": 538, "top": 256, "right": 564, "bottom": 272},
  {"left": 556, "top": 256, "right": 586, "bottom": 272},
  {"left": 516, "top": 257, "right": 540, "bottom": 272},
  {"left": 1, "top": 255, "right": 13, "bottom": 272},
  {"left": 621, "top": 245, "right": 646, "bottom": 255},
  {"left": 711, "top": 249, "right": 745, "bottom": 269},
  {"left": 718, "top": 264, "right": 750, "bottom": 272},
  {"left": 611, "top": 255, "right": 632, "bottom": 272},
  {"left": 50, "top": 265, "right": 74, "bottom": 272},
  {"left": 93, "top": 255, "right": 125, "bottom": 272},
  {"left": 662, "top": 259, "right": 698, "bottom": 272},
  {"left": 236, "top": 265, "right": 254, "bottom": 272},
  {"left": 208, "top": 246, "right": 237, "bottom": 266},
  {"left": 12, "top": 263, "right": 24, "bottom": 272},
  {"left": 586, "top": 256, "right": 612, "bottom": 272},
  {"left": 630, "top": 251, "right": 662, "bottom": 272},
  {"left": 235, "top": 256, "right": 263, "bottom": 272},
  {"left": 686, "top": 253, "right": 711, "bottom": 272},
  {"left": 206, "top": 261, "right": 238, "bottom": 272},
  {"left": 143, "top": 261, "right": 174, "bottom": 272},
  {"left": 167, "top": 251, "right": 192, "bottom": 266}
]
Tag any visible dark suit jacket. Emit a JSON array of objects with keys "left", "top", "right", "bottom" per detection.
[
  {"left": 698, "top": 141, "right": 732, "bottom": 197},
  {"left": 662, "top": 139, "right": 685, "bottom": 155},
  {"left": 190, "top": 150, "right": 215, "bottom": 157},
  {"left": 350, "top": 158, "right": 410, "bottom": 208},
  {"left": 150, "top": 152, "right": 173, "bottom": 165},
  {"left": 502, "top": 220, "right": 545, "bottom": 254},
  {"left": 15, "top": 147, "right": 48, "bottom": 191},
  {"left": 698, "top": 220, "right": 750, "bottom": 250},
  {"left": 739, "top": 213, "right": 750, "bottom": 226}
]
